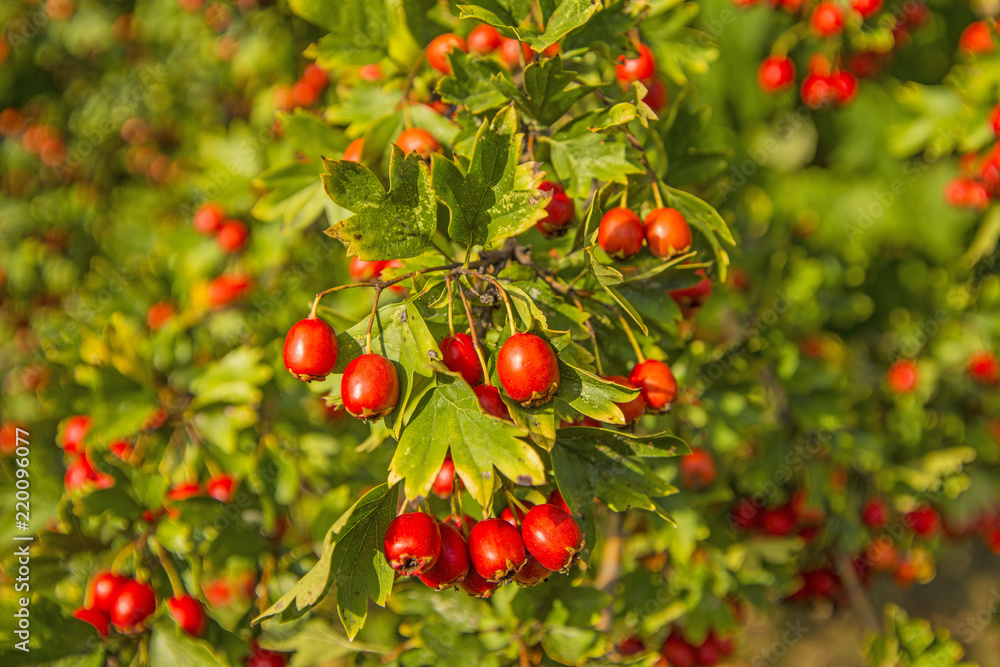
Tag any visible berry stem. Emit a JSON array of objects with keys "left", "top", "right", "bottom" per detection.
[
  {"left": 617, "top": 311, "right": 645, "bottom": 363},
  {"left": 453, "top": 276, "right": 491, "bottom": 383},
  {"left": 651, "top": 177, "right": 665, "bottom": 209},
  {"left": 453, "top": 268, "right": 517, "bottom": 335},
  {"left": 620, "top": 182, "right": 629, "bottom": 210},
  {"left": 772, "top": 21, "right": 811, "bottom": 57},
  {"left": 364, "top": 287, "right": 383, "bottom": 354},
  {"left": 501, "top": 485, "right": 529, "bottom": 525},
  {"left": 446, "top": 277, "right": 456, "bottom": 336},
  {"left": 573, "top": 293, "right": 603, "bottom": 376},
  {"left": 152, "top": 537, "right": 185, "bottom": 598}
]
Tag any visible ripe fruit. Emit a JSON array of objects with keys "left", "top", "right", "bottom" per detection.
[
  {"left": 597, "top": 207, "right": 644, "bottom": 259},
  {"left": 62, "top": 415, "right": 92, "bottom": 455},
  {"left": 535, "top": 181, "right": 575, "bottom": 237},
  {"left": 343, "top": 138, "right": 364, "bottom": 163},
  {"left": 497, "top": 333, "right": 560, "bottom": 406},
  {"left": 905, "top": 505, "right": 940, "bottom": 538},
  {"left": 500, "top": 501, "right": 534, "bottom": 528},
  {"left": 604, "top": 375, "right": 645, "bottom": 425},
  {"left": 384, "top": 512, "right": 442, "bottom": 576},
  {"left": 432, "top": 454, "right": 458, "bottom": 498},
  {"left": 644, "top": 77, "right": 667, "bottom": 112},
  {"left": 514, "top": 554, "right": 552, "bottom": 586},
  {"left": 758, "top": 55, "right": 795, "bottom": 92},
  {"left": 216, "top": 219, "right": 249, "bottom": 253},
  {"left": 358, "top": 64, "right": 382, "bottom": 81},
  {"left": 474, "top": 384, "right": 512, "bottom": 420},
  {"left": 208, "top": 273, "right": 252, "bottom": 308},
  {"left": 662, "top": 634, "right": 697, "bottom": 667},
  {"left": 467, "top": 24, "right": 501, "bottom": 55},
  {"left": 167, "top": 595, "right": 208, "bottom": 636},
  {"left": 73, "top": 607, "right": 109, "bottom": 637},
  {"left": 110, "top": 579, "right": 156, "bottom": 633},
  {"left": 341, "top": 353, "right": 400, "bottom": 420},
  {"left": 440, "top": 333, "right": 483, "bottom": 385},
  {"left": 944, "top": 177, "right": 990, "bottom": 209},
  {"left": 302, "top": 63, "right": 328, "bottom": 89},
  {"left": 616, "top": 44, "right": 656, "bottom": 84},
  {"left": 762, "top": 506, "right": 797, "bottom": 536},
  {"left": 548, "top": 488, "right": 571, "bottom": 515},
  {"left": 146, "top": 301, "right": 175, "bottom": 331},
  {"left": 348, "top": 257, "right": 390, "bottom": 282},
  {"left": 498, "top": 37, "right": 533, "bottom": 68},
  {"left": 395, "top": 128, "right": 440, "bottom": 157},
  {"left": 643, "top": 207, "right": 692, "bottom": 259},
  {"left": 418, "top": 523, "right": 470, "bottom": 590},
  {"left": 283, "top": 317, "right": 339, "bottom": 382},
  {"left": 521, "top": 504, "right": 584, "bottom": 572},
  {"left": 629, "top": 359, "right": 678, "bottom": 411},
  {"left": 458, "top": 565, "right": 499, "bottom": 598},
  {"left": 861, "top": 497, "right": 889, "bottom": 529},
  {"left": 679, "top": 448, "right": 716, "bottom": 489},
  {"left": 193, "top": 202, "right": 225, "bottom": 235},
  {"left": 469, "top": 517, "right": 527, "bottom": 583},
  {"left": 207, "top": 474, "right": 236, "bottom": 502},
  {"left": 426, "top": 33, "right": 467, "bottom": 74},
  {"left": 959, "top": 21, "right": 994, "bottom": 54},
  {"left": 886, "top": 359, "right": 918, "bottom": 394},
  {"left": 0, "top": 422, "right": 25, "bottom": 456},
  {"left": 811, "top": 2, "right": 845, "bottom": 36},
  {"left": 247, "top": 645, "right": 289, "bottom": 667},
  {"left": 851, "top": 0, "right": 881, "bottom": 18},
  {"left": 831, "top": 70, "right": 858, "bottom": 105},
  {"left": 91, "top": 571, "right": 128, "bottom": 614},
  {"left": 800, "top": 73, "right": 835, "bottom": 108},
  {"left": 167, "top": 481, "right": 202, "bottom": 502},
  {"left": 968, "top": 351, "right": 999, "bottom": 384}
]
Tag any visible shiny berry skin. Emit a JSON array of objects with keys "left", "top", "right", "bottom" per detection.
[
  {"left": 644, "top": 207, "right": 692, "bottom": 259},
  {"left": 514, "top": 554, "right": 551, "bottom": 587},
  {"left": 498, "top": 37, "right": 533, "bottom": 68},
  {"left": 283, "top": 317, "right": 339, "bottom": 382},
  {"left": 467, "top": 24, "right": 501, "bottom": 54},
  {"left": 669, "top": 275, "right": 712, "bottom": 316},
  {"left": 603, "top": 375, "right": 645, "bottom": 426},
  {"left": 110, "top": 580, "right": 157, "bottom": 633},
  {"left": 968, "top": 351, "right": 1000, "bottom": 384},
  {"left": 811, "top": 2, "right": 845, "bottom": 36},
  {"left": 474, "top": 384, "right": 512, "bottom": 420},
  {"left": 445, "top": 514, "right": 478, "bottom": 534},
  {"left": 662, "top": 635, "right": 697, "bottom": 667},
  {"left": 418, "top": 523, "right": 471, "bottom": 590},
  {"left": 679, "top": 448, "right": 716, "bottom": 489},
  {"left": 193, "top": 202, "right": 225, "bottom": 235},
  {"left": 458, "top": 565, "right": 499, "bottom": 598},
  {"left": 216, "top": 219, "right": 249, "bottom": 253},
  {"left": 167, "top": 595, "right": 208, "bottom": 636},
  {"left": 905, "top": 505, "right": 940, "bottom": 538},
  {"left": 628, "top": 359, "right": 677, "bottom": 411},
  {"left": 247, "top": 645, "right": 289, "bottom": 667},
  {"left": 343, "top": 137, "right": 364, "bottom": 163},
  {"left": 468, "top": 517, "right": 527, "bottom": 583},
  {"left": 521, "top": 504, "right": 584, "bottom": 573},
  {"left": 341, "top": 353, "right": 400, "bottom": 420},
  {"left": 207, "top": 474, "right": 236, "bottom": 502},
  {"left": 547, "top": 488, "right": 570, "bottom": 514},
  {"left": 762, "top": 506, "right": 797, "bottom": 536},
  {"left": 426, "top": 33, "right": 467, "bottom": 74},
  {"left": 598, "top": 207, "right": 644, "bottom": 259},
  {"left": 440, "top": 333, "right": 483, "bottom": 385},
  {"left": 208, "top": 273, "right": 252, "bottom": 308},
  {"left": 615, "top": 44, "right": 656, "bottom": 84},
  {"left": 146, "top": 301, "right": 175, "bottom": 331},
  {"left": 886, "top": 359, "right": 918, "bottom": 394},
  {"left": 348, "top": 256, "right": 390, "bottom": 282},
  {"left": 758, "top": 55, "right": 795, "bottom": 92},
  {"left": 497, "top": 333, "right": 560, "bottom": 406},
  {"left": 851, "top": 0, "right": 881, "bottom": 18},
  {"left": 384, "top": 512, "right": 442, "bottom": 576},
  {"left": 500, "top": 501, "right": 534, "bottom": 528},
  {"left": 432, "top": 454, "right": 458, "bottom": 498},
  {"left": 861, "top": 497, "right": 889, "bottom": 529},
  {"left": 535, "top": 181, "right": 575, "bottom": 237},
  {"left": 62, "top": 415, "right": 92, "bottom": 455},
  {"left": 74, "top": 607, "right": 110, "bottom": 637},
  {"left": 960, "top": 20, "right": 994, "bottom": 54},
  {"left": 91, "top": 571, "right": 128, "bottom": 614},
  {"left": 395, "top": 128, "right": 440, "bottom": 157}
]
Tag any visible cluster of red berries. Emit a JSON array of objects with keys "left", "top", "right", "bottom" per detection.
[
  {"left": 598, "top": 205, "right": 693, "bottom": 261},
  {"left": 615, "top": 42, "right": 667, "bottom": 112},
  {"left": 658, "top": 626, "right": 735, "bottom": 667},
  {"left": 885, "top": 351, "right": 998, "bottom": 394},
  {"left": 944, "top": 115, "right": 1000, "bottom": 211},
  {"left": 535, "top": 181, "right": 576, "bottom": 238},
  {"left": 274, "top": 63, "right": 329, "bottom": 111},
  {"left": 425, "top": 25, "right": 560, "bottom": 76},
  {"left": 193, "top": 202, "right": 250, "bottom": 253},
  {"left": 0, "top": 110, "right": 67, "bottom": 166},
  {"left": 851, "top": 498, "right": 939, "bottom": 587},
  {"left": 60, "top": 416, "right": 116, "bottom": 492},
  {"left": 729, "top": 490, "right": 824, "bottom": 540},
  {"left": 341, "top": 126, "right": 442, "bottom": 164},
  {"left": 383, "top": 492, "right": 583, "bottom": 598},
  {"left": 75, "top": 572, "right": 209, "bottom": 640}
]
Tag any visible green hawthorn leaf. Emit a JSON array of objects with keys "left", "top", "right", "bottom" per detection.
[
  {"left": 557, "top": 361, "right": 638, "bottom": 425},
  {"left": 324, "top": 86, "right": 401, "bottom": 133},
  {"left": 436, "top": 52, "right": 508, "bottom": 114},
  {"left": 535, "top": 0, "right": 602, "bottom": 50},
  {"left": 388, "top": 373, "right": 542, "bottom": 508},
  {"left": 505, "top": 399, "right": 558, "bottom": 450},
  {"left": 431, "top": 105, "right": 547, "bottom": 250},
  {"left": 659, "top": 183, "right": 733, "bottom": 282},
  {"left": 149, "top": 624, "right": 225, "bottom": 667},
  {"left": 190, "top": 346, "right": 274, "bottom": 408},
  {"left": 323, "top": 147, "right": 437, "bottom": 260},
  {"left": 292, "top": 0, "right": 389, "bottom": 65},
  {"left": 588, "top": 81, "right": 658, "bottom": 133},
  {"left": 560, "top": 0, "right": 632, "bottom": 54},
  {"left": 278, "top": 109, "right": 349, "bottom": 157},
  {"left": 492, "top": 56, "right": 594, "bottom": 126},
  {"left": 584, "top": 249, "right": 648, "bottom": 335},
  {"left": 401, "top": 0, "right": 449, "bottom": 46},
  {"left": 456, "top": 0, "right": 533, "bottom": 39},
  {"left": 551, "top": 429, "right": 688, "bottom": 553},
  {"left": 544, "top": 132, "right": 644, "bottom": 199},
  {"left": 253, "top": 161, "right": 350, "bottom": 231},
  {"left": 255, "top": 484, "right": 397, "bottom": 640}
]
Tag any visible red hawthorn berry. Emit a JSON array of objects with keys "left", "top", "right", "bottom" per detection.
[
  {"left": 207, "top": 474, "right": 236, "bottom": 502},
  {"left": 0, "top": 422, "right": 25, "bottom": 456},
  {"left": 427, "top": 33, "right": 468, "bottom": 74},
  {"left": 603, "top": 375, "right": 645, "bottom": 425},
  {"left": 960, "top": 21, "right": 994, "bottom": 54},
  {"left": 497, "top": 333, "right": 560, "bottom": 406},
  {"left": 618, "top": 636, "right": 645, "bottom": 656},
  {"left": 990, "top": 105, "right": 1000, "bottom": 137},
  {"left": 343, "top": 138, "right": 364, "bottom": 163},
  {"left": 514, "top": 553, "right": 552, "bottom": 586},
  {"left": 474, "top": 384, "right": 512, "bottom": 420},
  {"left": 762, "top": 506, "right": 798, "bottom": 536},
  {"left": 905, "top": 505, "right": 940, "bottom": 538},
  {"left": 341, "top": 353, "right": 400, "bottom": 420},
  {"left": 384, "top": 512, "right": 442, "bottom": 576},
  {"left": 861, "top": 497, "right": 890, "bottom": 529},
  {"left": 598, "top": 207, "right": 644, "bottom": 259},
  {"left": 628, "top": 359, "right": 678, "bottom": 411},
  {"left": 469, "top": 517, "right": 527, "bottom": 583},
  {"left": 811, "top": 2, "right": 845, "bottom": 36},
  {"left": 968, "top": 351, "right": 1000, "bottom": 384},
  {"left": 432, "top": 454, "right": 460, "bottom": 498},
  {"left": 216, "top": 219, "right": 249, "bottom": 253},
  {"left": 643, "top": 77, "right": 668, "bottom": 112},
  {"left": 847, "top": 50, "right": 888, "bottom": 78},
  {"left": 247, "top": 645, "right": 289, "bottom": 667},
  {"left": 668, "top": 272, "right": 712, "bottom": 316},
  {"left": 167, "top": 595, "right": 208, "bottom": 636},
  {"left": 865, "top": 538, "right": 899, "bottom": 571},
  {"left": 548, "top": 488, "right": 571, "bottom": 515},
  {"left": 662, "top": 634, "right": 697, "bottom": 667},
  {"left": 73, "top": 607, "right": 110, "bottom": 637},
  {"left": 644, "top": 207, "right": 692, "bottom": 259},
  {"left": 292, "top": 80, "right": 320, "bottom": 107},
  {"left": 302, "top": 63, "right": 328, "bottom": 90},
  {"left": 535, "top": 181, "right": 575, "bottom": 237},
  {"left": 395, "top": 128, "right": 440, "bottom": 157},
  {"left": 348, "top": 257, "right": 390, "bottom": 282},
  {"left": 90, "top": 571, "right": 128, "bottom": 614},
  {"left": 168, "top": 481, "right": 203, "bottom": 502},
  {"left": 458, "top": 564, "right": 499, "bottom": 598},
  {"left": 679, "top": 448, "right": 716, "bottom": 489},
  {"left": 283, "top": 316, "right": 339, "bottom": 382},
  {"left": 110, "top": 579, "right": 157, "bottom": 633},
  {"left": 944, "top": 177, "right": 990, "bottom": 209},
  {"left": 894, "top": 558, "right": 917, "bottom": 587},
  {"left": 801, "top": 73, "right": 835, "bottom": 108},
  {"left": 758, "top": 55, "right": 795, "bottom": 92},
  {"left": 808, "top": 568, "right": 841, "bottom": 599},
  {"left": 500, "top": 500, "right": 534, "bottom": 528},
  {"left": 831, "top": 70, "right": 858, "bottom": 105},
  {"left": 694, "top": 633, "right": 726, "bottom": 666},
  {"left": 208, "top": 273, "right": 252, "bottom": 308},
  {"left": 498, "top": 37, "right": 533, "bottom": 68},
  {"left": 851, "top": 0, "right": 881, "bottom": 18},
  {"left": 418, "top": 522, "right": 471, "bottom": 590},
  {"left": 616, "top": 44, "right": 656, "bottom": 85},
  {"left": 729, "top": 497, "right": 761, "bottom": 530},
  {"left": 521, "top": 504, "right": 584, "bottom": 572},
  {"left": 445, "top": 514, "right": 479, "bottom": 534},
  {"left": 467, "top": 24, "right": 501, "bottom": 55},
  {"left": 109, "top": 440, "right": 132, "bottom": 461},
  {"left": 146, "top": 301, "right": 175, "bottom": 331},
  {"left": 440, "top": 333, "right": 484, "bottom": 385},
  {"left": 193, "top": 202, "right": 225, "bottom": 235},
  {"left": 62, "top": 415, "right": 92, "bottom": 455},
  {"left": 358, "top": 63, "right": 382, "bottom": 81},
  {"left": 886, "top": 359, "right": 918, "bottom": 394}
]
